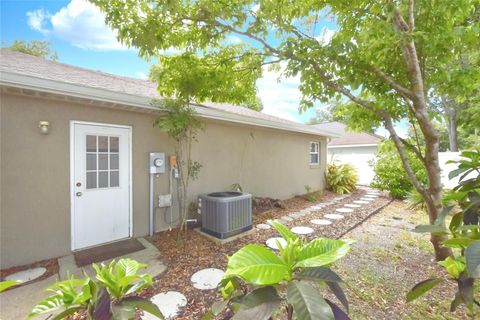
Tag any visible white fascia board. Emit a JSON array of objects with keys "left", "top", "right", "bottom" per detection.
[
  {"left": 0, "top": 71, "right": 339, "bottom": 138},
  {"left": 328, "top": 143, "right": 379, "bottom": 148}
]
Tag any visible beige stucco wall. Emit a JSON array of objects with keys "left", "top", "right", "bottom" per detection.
[{"left": 0, "top": 92, "right": 326, "bottom": 268}]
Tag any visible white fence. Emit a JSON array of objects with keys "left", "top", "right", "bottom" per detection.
[{"left": 328, "top": 148, "right": 477, "bottom": 189}]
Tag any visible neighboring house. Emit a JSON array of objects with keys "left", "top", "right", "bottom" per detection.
[
  {"left": 311, "top": 122, "right": 383, "bottom": 185},
  {"left": 0, "top": 50, "right": 338, "bottom": 268}
]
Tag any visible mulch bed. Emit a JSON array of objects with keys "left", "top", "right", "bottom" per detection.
[
  {"left": 143, "top": 188, "right": 390, "bottom": 319},
  {"left": 0, "top": 257, "right": 59, "bottom": 291}
]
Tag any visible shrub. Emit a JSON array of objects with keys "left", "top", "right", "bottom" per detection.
[
  {"left": 207, "top": 221, "right": 353, "bottom": 319},
  {"left": 29, "top": 259, "right": 163, "bottom": 320},
  {"left": 371, "top": 140, "right": 427, "bottom": 198},
  {"left": 408, "top": 149, "right": 480, "bottom": 314},
  {"left": 326, "top": 162, "right": 358, "bottom": 194}
]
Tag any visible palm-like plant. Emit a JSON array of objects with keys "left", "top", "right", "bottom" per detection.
[
  {"left": 326, "top": 162, "right": 358, "bottom": 195},
  {"left": 207, "top": 221, "right": 353, "bottom": 320},
  {"left": 29, "top": 259, "right": 164, "bottom": 320}
]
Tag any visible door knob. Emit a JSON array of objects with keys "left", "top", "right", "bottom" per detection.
[{"left": 76, "top": 192, "right": 82, "bottom": 197}]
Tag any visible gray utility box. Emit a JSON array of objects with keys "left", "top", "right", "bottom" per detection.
[{"left": 199, "top": 192, "right": 252, "bottom": 239}]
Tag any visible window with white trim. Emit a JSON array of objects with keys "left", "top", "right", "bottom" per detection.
[{"left": 309, "top": 141, "right": 320, "bottom": 165}]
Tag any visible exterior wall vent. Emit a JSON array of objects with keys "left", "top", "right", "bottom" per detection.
[{"left": 199, "top": 192, "right": 252, "bottom": 239}]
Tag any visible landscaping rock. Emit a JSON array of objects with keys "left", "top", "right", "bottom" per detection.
[
  {"left": 4, "top": 267, "right": 46, "bottom": 283},
  {"left": 291, "top": 226, "right": 314, "bottom": 235},
  {"left": 256, "top": 223, "right": 271, "bottom": 230},
  {"left": 324, "top": 214, "right": 345, "bottom": 220},
  {"left": 336, "top": 208, "right": 354, "bottom": 213},
  {"left": 266, "top": 237, "right": 287, "bottom": 250},
  {"left": 310, "top": 219, "right": 333, "bottom": 225},
  {"left": 143, "top": 291, "right": 187, "bottom": 320},
  {"left": 191, "top": 268, "right": 224, "bottom": 290},
  {"left": 345, "top": 204, "right": 361, "bottom": 208}
]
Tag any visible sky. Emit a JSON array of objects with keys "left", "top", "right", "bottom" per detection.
[{"left": 0, "top": 0, "right": 403, "bottom": 135}]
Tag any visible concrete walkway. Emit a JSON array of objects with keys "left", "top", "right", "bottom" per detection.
[{"left": 0, "top": 237, "right": 166, "bottom": 319}]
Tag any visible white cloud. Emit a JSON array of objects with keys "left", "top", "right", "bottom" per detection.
[
  {"left": 228, "top": 36, "right": 243, "bottom": 44},
  {"left": 135, "top": 72, "right": 148, "bottom": 80},
  {"left": 26, "top": 0, "right": 128, "bottom": 50},
  {"left": 257, "top": 64, "right": 304, "bottom": 123},
  {"left": 315, "top": 27, "right": 336, "bottom": 45}
]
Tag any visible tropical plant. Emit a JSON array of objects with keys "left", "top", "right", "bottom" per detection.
[
  {"left": 326, "top": 162, "right": 358, "bottom": 195},
  {"left": 0, "top": 280, "right": 20, "bottom": 292},
  {"left": 407, "top": 150, "right": 480, "bottom": 314},
  {"left": 205, "top": 220, "right": 353, "bottom": 319},
  {"left": 91, "top": 0, "right": 480, "bottom": 261},
  {"left": 154, "top": 98, "right": 203, "bottom": 242},
  {"left": 29, "top": 259, "right": 163, "bottom": 320}
]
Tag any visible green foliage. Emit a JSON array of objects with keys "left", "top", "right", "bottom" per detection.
[
  {"left": 326, "top": 162, "right": 358, "bottom": 194},
  {"left": 408, "top": 151, "right": 480, "bottom": 314},
  {"left": 3, "top": 40, "right": 58, "bottom": 60},
  {"left": 210, "top": 220, "right": 352, "bottom": 319},
  {"left": 29, "top": 259, "right": 163, "bottom": 320},
  {"left": 371, "top": 140, "right": 427, "bottom": 198},
  {"left": 0, "top": 280, "right": 21, "bottom": 292}
]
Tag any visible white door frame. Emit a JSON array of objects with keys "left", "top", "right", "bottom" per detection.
[{"left": 70, "top": 120, "right": 133, "bottom": 250}]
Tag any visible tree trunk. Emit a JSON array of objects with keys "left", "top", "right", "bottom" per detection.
[{"left": 446, "top": 109, "right": 459, "bottom": 152}]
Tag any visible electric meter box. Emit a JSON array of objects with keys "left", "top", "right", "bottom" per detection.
[{"left": 149, "top": 152, "right": 165, "bottom": 174}]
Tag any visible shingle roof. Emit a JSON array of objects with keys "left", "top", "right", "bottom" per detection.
[
  {"left": 0, "top": 49, "right": 338, "bottom": 138},
  {"left": 311, "top": 122, "right": 383, "bottom": 146}
]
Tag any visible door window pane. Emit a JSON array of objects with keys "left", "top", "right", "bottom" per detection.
[
  {"left": 98, "top": 154, "right": 109, "bottom": 170},
  {"left": 86, "top": 154, "right": 97, "bottom": 170},
  {"left": 86, "top": 135, "right": 96, "bottom": 152},
  {"left": 110, "top": 137, "right": 119, "bottom": 152},
  {"left": 110, "top": 154, "right": 119, "bottom": 170},
  {"left": 86, "top": 172, "right": 97, "bottom": 189},
  {"left": 99, "top": 171, "right": 109, "bottom": 188},
  {"left": 110, "top": 171, "right": 119, "bottom": 187},
  {"left": 98, "top": 136, "right": 109, "bottom": 152}
]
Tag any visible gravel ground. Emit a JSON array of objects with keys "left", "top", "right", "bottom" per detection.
[{"left": 145, "top": 188, "right": 392, "bottom": 319}]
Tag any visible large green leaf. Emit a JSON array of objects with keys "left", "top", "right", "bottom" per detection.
[
  {"left": 465, "top": 240, "right": 480, "bottom": 278},
  {"left": 326, "top": 281, "right": 349, "bottom": 312},
  {"left": 295, "top": 239, "right": 350, "bottom": 268},
  {"left": 225, "top": 244, "right": 290, "bottom": 285},
  {"left": 296, "top": 267, "right": 343, "bottom": 283},
  {"left": 442, "top": 237, "right": 475, "bottom": 249},
  {"left": 269, "top": 220, "right": 298, "bottom": 242},
  {"left": 233, "top": 286, "right": 282, "bottom": 320},
  {"left": 287, "top": 281, "right": 334, "bottom": 320},
  {"left": 28, "top": 294, "right": 67, "bottom": 318},
  {"left": 406, "top": 278, "right": 443, "bottom": 302},
  {"left": 0, "top": 280, "right": 20, "bottom": 292},
  {"left": 121, "top": 296, "right": 165, "bottom": 319}
]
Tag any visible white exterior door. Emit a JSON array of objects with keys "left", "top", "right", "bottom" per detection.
[{"left": 72, "top": 122, "right": 131, "bottom": 250}]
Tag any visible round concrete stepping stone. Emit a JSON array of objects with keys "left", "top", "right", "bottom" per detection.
[
  {"left": 310, "top": 219, "right": 332, "bottom": 225},
  {"left": 345, "top": 204, "right": 361, "bottom": 208},
  {"left": 360, "top": 198, "right": 374, "bottom": 201},
  {"left": 266, "top": 237, "right": 287, "bottom": 250},
  {"left": 191, "top": 268, "right": 224, "bottom": 290},
  {"left": 291, "top": 226, "right": 314, "bottom": 235},
  {"left": 364, "top": 195, "right": 378, "bottom": 198},
  {"left": 336, "top": 208, "right": 354, "bottom": 213},
  {"left": 289, "top": 212, "right": 303, "bottom": 219},
  {"left": 283, "top": 216, "right": 294, "bottom": 222},
  {"left": 256, "top": 223, "right": 271, "bottom": 230},
  {"left": 324, "top": 214, "right": 344, "bottom": 220},
  {"left": 354, "top": 200, "right": 370, "bottom": 204},
  {"left": 5, "top": 267, "right": 46, "bottom": 283},
  {"left": 143, "top": 291, "right": 187, "bottom": 320}
]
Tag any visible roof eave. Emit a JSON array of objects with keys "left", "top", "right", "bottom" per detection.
[{"left": 0, "top": 71, "right": 338, "bottom": 138}]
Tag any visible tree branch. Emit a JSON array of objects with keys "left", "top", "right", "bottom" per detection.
[{"left": 370, "top": 66, "right": 414, "bottom": 100}]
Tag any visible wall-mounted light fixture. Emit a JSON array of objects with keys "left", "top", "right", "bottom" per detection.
[{"left": 38, "top": 121, "right": 50, "bottom": 134}]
